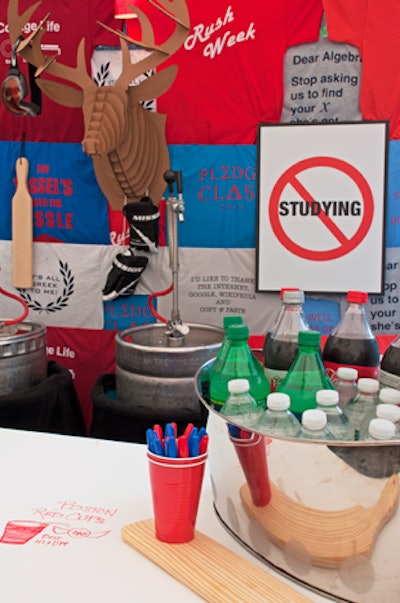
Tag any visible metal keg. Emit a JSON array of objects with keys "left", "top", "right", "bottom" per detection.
[
  {"left": 115, "top": 322, "right": 224, "bottom": 421},
  {"left": 114, "top": 173, "right": 224, "bottom": 422},
  {"left": 0, "top": 321, "right": 47, "bottom": 396}
]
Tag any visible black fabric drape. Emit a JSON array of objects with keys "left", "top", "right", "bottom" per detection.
[
  {"left": 90, "top": 373, "right": 208, "bottom": 444},
  {"left": 0, "top": 361, "right": 86, "bottom": 437}
]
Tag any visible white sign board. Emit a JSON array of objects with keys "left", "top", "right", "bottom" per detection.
[{"left": 257, "top": 122, "right": 388, "bottom": 293}]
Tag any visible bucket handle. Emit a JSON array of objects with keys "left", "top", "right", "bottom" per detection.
[{"left": 0, "top": 286, "right": 29, "bottom": 326}]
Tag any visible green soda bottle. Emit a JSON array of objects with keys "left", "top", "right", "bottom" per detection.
[
  {"left": 201, "top": 315, "right": 242, "bottom": 403},
  {"left": 276, "top": 330, "right": 334, "bottom": 418},
  {"left": 209, "top": 315, "right": 243, "bottom": 377},
  {"left": 209, "top": 323, "right": 270, "bottom": 410}
]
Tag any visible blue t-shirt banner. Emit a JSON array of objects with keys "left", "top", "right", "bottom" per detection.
[
  {"left": 168, "top": 141, "right": 400, "bottom": 251},
  {"left": 0, "top": 142, "right": 110, "bottom": 245},
  {"left": 304, "top": 297, "right": 341, "bottom": 335},
  {"left": 386, "top": 140, "right": 400, "bottom": 248},
  {"left": 167, "top": 145, "right": 257, "bottom": 248},
  {"left": 103, "top": 295, "right": 156, "bottom": 331}
]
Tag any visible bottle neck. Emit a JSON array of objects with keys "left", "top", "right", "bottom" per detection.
[
  {"left": 228, "top": 338, "right": 248, "bottom": 347},
  {"left": 357, "top": 390, "right": 378, "bottom": 400},
  {"left": 333, "top": 302, "right": 374, "bottom": 338},
  {"left": 338, "top": 380, "right": 356, "bottom": 387},
  {"left": 298, "top": 344, "right": 319, "bottom": 353},
  {"left": 267, "top": 408, "right": 289, "bottom": 415},
  {"left": 388, "top": 334, "right": 400, "bottom": 349},
  {"left": 317, "top": 404, "right": 341, "bottom": 414},
  {"left": 273, "top": 304, "right": 309, "bottom": 337}
]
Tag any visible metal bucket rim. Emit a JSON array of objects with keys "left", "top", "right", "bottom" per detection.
[
  {"left": 115, "top": 322, "right": 225, "bottom": 353},
  {"left": 194, "top": 358, "right": 400, "bottom": 449},
  {"left": 0, "top": 320, "right": 47, "bottom": 344}
]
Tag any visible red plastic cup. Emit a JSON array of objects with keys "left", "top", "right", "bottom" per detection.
[
  {"left": 0, "top": 520, "right": 48, "bottom": 544},
  {"left": 147, "top": 450, "right": 207, "bottom": 543},
  {"left": 229, "top": 432, "right": 271, "bottom": 507}
]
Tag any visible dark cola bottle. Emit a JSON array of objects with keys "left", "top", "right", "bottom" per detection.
[
  {"left": 379, "top": 335, "right": 400, "bottom": 391},
  {"left": 263, "top": 289, "right": 310, "bottom": 391},
  {"left": 322, "top": 291, "right": 380, "bottom": 381}
]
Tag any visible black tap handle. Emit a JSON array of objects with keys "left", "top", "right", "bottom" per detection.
[
  {"left": 163, "top": 169, "right": 176, "bottom": 197},
  {"left": 175, "top": 171, "right": 183, "bottom": 196}
]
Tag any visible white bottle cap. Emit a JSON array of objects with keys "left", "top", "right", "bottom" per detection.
[
  {"left": 316, "top": 389, "right": 339, "bottom": 407},
  {"left": 376, "top": 403, "right": 400, "bottom": 423},
  {"left": 267, "top": 392, "right": 290, "bottom": 411},
  {"left": 302, "top": 409, "right": 327, "bottom": 430},
  {"left": 228, "top": 379, "right": 250, "bottom": 394},
  {"left": 283, "top": 290, "right": 304, "bottom": 304},
  {"left": 368, "top": 417, "right": 396, "bottom": 440},
  {"left": 336, "top": 367, "right": 358, "bottom": 381},
  {"left": 379, "top": 387, "right": 400, "bottom": 405},
  {"left": 357, "top": 378, "right": 380, "bottom": 394}
]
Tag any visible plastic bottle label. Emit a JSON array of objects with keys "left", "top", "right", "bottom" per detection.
[
  {"left": 209, "top": 396, "right": 224, "bottom": 409},
  {"left": 264, "top": 367, "right": 288, "bottom": 392},
  {"left": 323, "top": 360, "right": 379, "bottom": 381},
  {"left": 379, "top": 369, "right": 400, "bottom": 390}
]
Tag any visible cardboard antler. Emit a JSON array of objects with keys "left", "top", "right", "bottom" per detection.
[{"left": 7, "top": 0, "right": 190, "bottom": 210}]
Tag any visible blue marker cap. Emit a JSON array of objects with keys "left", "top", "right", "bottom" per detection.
[
  {"left": 188, "top": 433, "right": 200, "bottom": 457},
  {"left": 165, "top": 435, "right": 178, "bottom": 458},
  {"left": 152, "top": 431, "right": 164, "bottom": 456}
]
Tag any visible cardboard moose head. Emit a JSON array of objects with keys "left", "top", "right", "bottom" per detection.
[{"left": 7, "top": 1, "right": 190, "bottom": 211}]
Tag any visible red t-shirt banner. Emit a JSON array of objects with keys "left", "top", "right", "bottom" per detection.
[
  {"left": 0, "top": 0, "right": 120, "bottom": 143},
  {"left": 157, "top": 0, "right": 323, "bottom": 144},
  {"left": 323, "top": 0, "right": 400, "bottom": 140},
  {"left": 46, "top": 326, "right": 117, "bottom": 430}
]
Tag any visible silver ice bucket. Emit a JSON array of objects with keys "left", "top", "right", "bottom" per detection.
[{"left": 196, "top": 358, "right": 400, "bottom": 603}]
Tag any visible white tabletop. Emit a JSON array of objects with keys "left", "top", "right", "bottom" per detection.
[{"left": 0, "top": 428, "right": 329, "bottom": 602}]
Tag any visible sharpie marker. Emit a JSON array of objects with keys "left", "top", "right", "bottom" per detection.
[
  {"left": 152, "top": 424, "right": 163, "bottom": 442},
  {"left": 177, "top": 436, "right": 189, "bottom": 458},
  {"left": 199, "top": 434, "right": 209, "bottom": 455},
  {"left": 188, "top": 433, "right": 199, "bottom": 457},
  {"left": 164, "top": 423, "right": 176, "bottom": 439},
  {"left": 227, "top": 423, "right": 240, "bottom": 438},
  {"left": 165, "top": 435, "right": 178, "bottom": 458},
  {"left": 146, "top": 430, "right": 164, "bottom": 456}
]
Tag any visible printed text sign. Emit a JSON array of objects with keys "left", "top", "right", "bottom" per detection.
[{"left": 257, "top": 122, "right": 388, "bottom": 293}]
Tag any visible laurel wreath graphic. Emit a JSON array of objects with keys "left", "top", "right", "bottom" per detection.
[
  {"left": 18, "top": 261, "right": 75, "bottom": 314},
  {"left": 93, "top": 61, "right": 156, "bottom": 111},
  {"left": 94, "top": 61, "right": 111, "bottom": 87}
]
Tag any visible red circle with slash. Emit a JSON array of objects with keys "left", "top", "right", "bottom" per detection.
[{"left": 268, "top": 156, "right": 374, "bottom": 261}]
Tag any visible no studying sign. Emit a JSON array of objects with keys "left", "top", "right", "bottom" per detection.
[{"left": 257, "top": 122, "right": 388, "bottom": 293}]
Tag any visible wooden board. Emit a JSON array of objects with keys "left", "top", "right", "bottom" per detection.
[
  {"left": 240, "top": 475, "right": 399, "bottom": 569},
  {"left": 122, "top": 519, "right": 314, "bottom": 603},
  {"left": 12, "top": 157, "right": 33, "bottom": 288}
]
